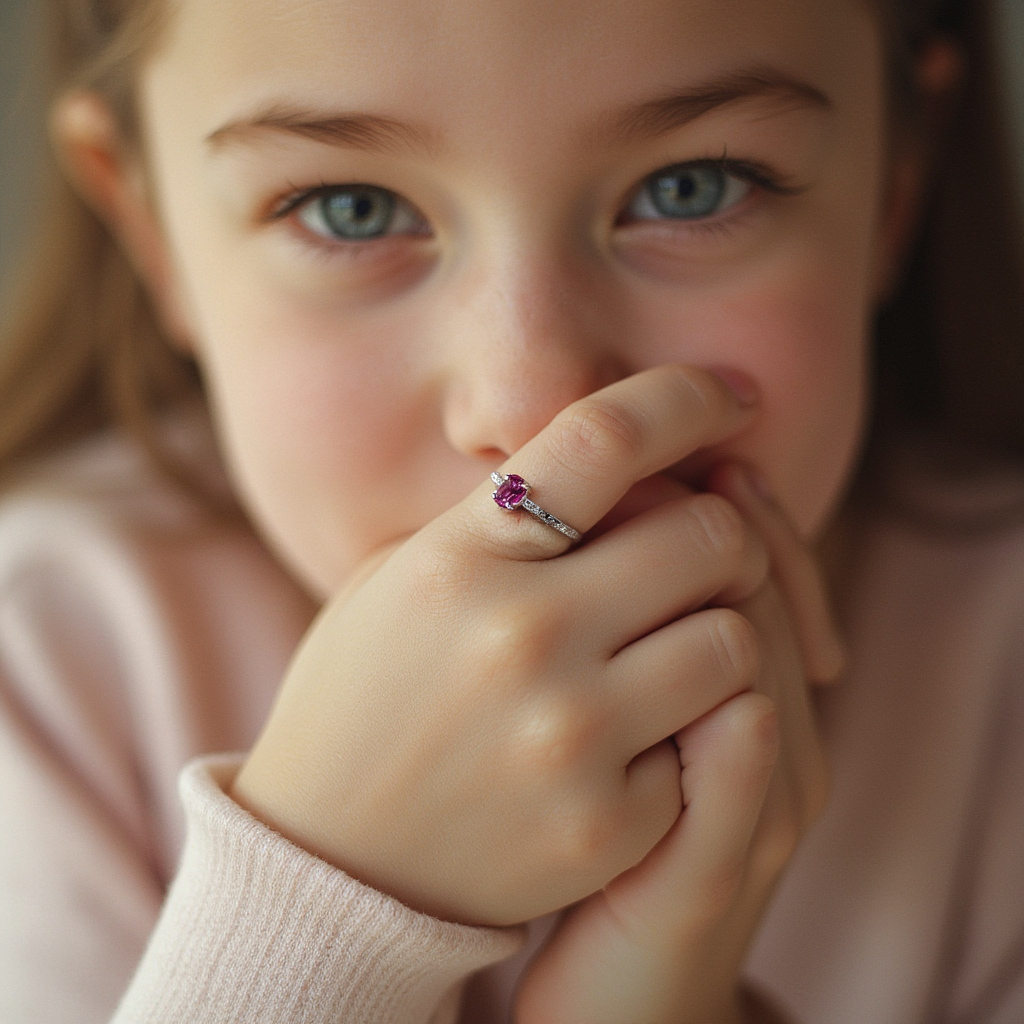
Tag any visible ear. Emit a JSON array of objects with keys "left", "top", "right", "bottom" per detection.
[
  {"left": 50, "top": 90, "right": 198, "bottom": 351},
  {"left": 874, "top": 37, "right": 964, "bottom": 301}
]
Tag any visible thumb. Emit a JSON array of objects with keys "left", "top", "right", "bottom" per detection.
[{"left": 602, "top": 691, "right": 778, "bottom": 947}]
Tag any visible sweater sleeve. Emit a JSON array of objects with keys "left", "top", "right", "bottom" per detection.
[
  {"left": 112, "top": 756, "right": 526, "bottom": 1024},
  {"left": 0, "top": 451, "right": 524, "bottom": 1024},
  {"left": 0, "top": 501, "right": 169, "bottom": 1024}
]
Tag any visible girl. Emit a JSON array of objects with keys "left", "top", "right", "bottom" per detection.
[{"left": 1, "top": 0, "right": 1022, "bottom": 1022}]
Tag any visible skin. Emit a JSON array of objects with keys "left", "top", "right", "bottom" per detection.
[
  {"left": 51, "top": 0, "right": 933, "bottom": 1019},
  {"left": 129, "top": 0, "right": 891, "bottom": 596}
]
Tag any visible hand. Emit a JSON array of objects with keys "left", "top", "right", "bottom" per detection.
[
  {"left": 230, "top": 365, "right": 767, "bottom": 927},
  {"left": 513, "top": 463, "right": 842, "bottom": 1024}
]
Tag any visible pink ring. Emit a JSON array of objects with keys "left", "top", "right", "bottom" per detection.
[{"left": 490, "top": 472, "right": 582, "bottom": 542}]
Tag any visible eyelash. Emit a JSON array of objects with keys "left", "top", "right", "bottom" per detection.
[
  {"left": 621, "top": 157, "right": 803, "bottom": 230},
  {"left": 697, "top": 157, "right": 802, "bottom": 196},
  {"left": 268, "top": 183, "right": 428, "bottom": 243},
  {"left": 267, "top": 157, "right": 803, "bottom": 248}
]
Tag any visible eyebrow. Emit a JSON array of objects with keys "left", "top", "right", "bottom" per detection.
[
  {"left": 605, "top": 68, "right": 832, "bottom": 144},
  {"left": 205, "top": 67, "right": 831, "bottom": 156},
  {"left": 205, "top": 106, "right": 435, "bottom": 154}
]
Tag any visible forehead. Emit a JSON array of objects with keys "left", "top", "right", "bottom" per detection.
[{"left": 148, "top": 0, "right": 879, "bottom": 141}]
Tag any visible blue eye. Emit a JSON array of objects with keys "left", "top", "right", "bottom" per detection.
[
  {"left": 294, "top": 185, "right": 426, "bottom": 241},
  {"left": 627, "top": 163, "right": 751, "bottom": 222}
]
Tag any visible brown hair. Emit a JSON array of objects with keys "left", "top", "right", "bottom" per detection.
[
  {"left": 0, "top": 0, "right": 1022, "bottom": 499},
  {"left": 0, "top": 0, "right": 208, "bottom": 496}
]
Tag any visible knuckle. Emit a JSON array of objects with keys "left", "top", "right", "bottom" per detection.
[
  {"left": 514, "top": 693, "right": 598, "bottom": 778},
  {"left": 475, "top": 599, "right": 565, "bottom": 683},
  {"left": 708, "top": 608, "right": 761, "bottom": 685},
  {"left": 550, "top": 397, "right": 648, "bottom": 477}
]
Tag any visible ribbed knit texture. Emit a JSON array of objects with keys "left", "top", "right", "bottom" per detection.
[{"left": 113, "top": 757, "right": 525, "bottom": 1024}]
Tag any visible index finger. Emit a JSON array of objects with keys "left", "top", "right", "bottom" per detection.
[{"left": 464, "top": 364, "right": 758, "bottom": 560}]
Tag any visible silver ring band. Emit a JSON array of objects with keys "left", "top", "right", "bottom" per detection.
[{"left": 491, "top": 472, "right": 582, "bottom": 542}]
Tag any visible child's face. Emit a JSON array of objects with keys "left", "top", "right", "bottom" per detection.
[{"left": 140, "top": 0, "right": 890, "bottom": 596}]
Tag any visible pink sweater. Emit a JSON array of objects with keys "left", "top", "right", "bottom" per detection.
[{"left": 1, "top": 427, "right": 1022, "bottom": 1023}]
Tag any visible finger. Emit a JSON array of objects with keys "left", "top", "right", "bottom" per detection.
[
  {"left": 610, "top": 607, "right": 760, "bottom": 758},
  {"left": 606, "top": 692, "right": 778, "bottom": 944},
  {"left": 462, "top": 365, "right": 758, "bottom": 561},
  {"left": 675, "top": 693, "right": 779, "bottom": 900},
  {"left": 332, "top": 537, "right": 407, "bottom": 602},
  {"left": 708, "top": 463, "right": 845, "bottom": 683},
  {"left": 561, "top": 491, "right": 769, "bottom": 651},
  {"left": 734, "top": 581, "right": 830, "bottom": 834}
]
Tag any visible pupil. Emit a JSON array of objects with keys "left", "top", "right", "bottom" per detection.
[
  {"left": 649, "top": 165, "right": 726, "bottom": 219},
  {"left": 320, "top": 186, "right": 396, "bottom": 239}
]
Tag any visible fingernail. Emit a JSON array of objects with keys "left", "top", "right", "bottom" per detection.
[{"left": 708, "top": 367, "right": 759, "bottom": 408}]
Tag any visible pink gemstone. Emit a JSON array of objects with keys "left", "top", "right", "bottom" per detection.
[{"left": 493, "top": 473, "right": 529, "bottom": 509}]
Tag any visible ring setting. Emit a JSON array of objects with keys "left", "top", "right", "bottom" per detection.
[{"left": 491, "top": 472, "right": 582, "bottom": 543}]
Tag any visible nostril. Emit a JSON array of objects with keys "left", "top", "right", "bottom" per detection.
[{"left": 476, "top": 446, "right": 508, "bottom": 464}]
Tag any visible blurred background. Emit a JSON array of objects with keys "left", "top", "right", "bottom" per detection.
[
  {"left": 1, "top": 0, "right": 45, "bottom": 303},
  {"left": 1, "top": 0, "right": 1023, "bottom": 304}
]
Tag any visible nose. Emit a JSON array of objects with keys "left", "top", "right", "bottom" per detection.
[{"left": 438, "top": 248, "right": 631, "bottom": 462}]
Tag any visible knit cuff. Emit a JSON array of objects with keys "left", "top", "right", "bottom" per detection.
[{"left": 112, "top": 754, "right": 526, "bottom": 1024}]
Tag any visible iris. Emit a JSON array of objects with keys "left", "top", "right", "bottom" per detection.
[
  {"left": 646, "top": 165, "right": 729, "bottom": 219},
  {"left": 314, "top": 186, "right": 396, "bottom": 239}
]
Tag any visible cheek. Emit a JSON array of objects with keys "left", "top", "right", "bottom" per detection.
[
  {"left": 192, "top": 285, "right": 431, "bottom": 590},
  {"left": 633, "top": 252, "right": 871, "bottom": 535},
  {"left": 745, "top": 276, "right": 870, "bottom": 534}
]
